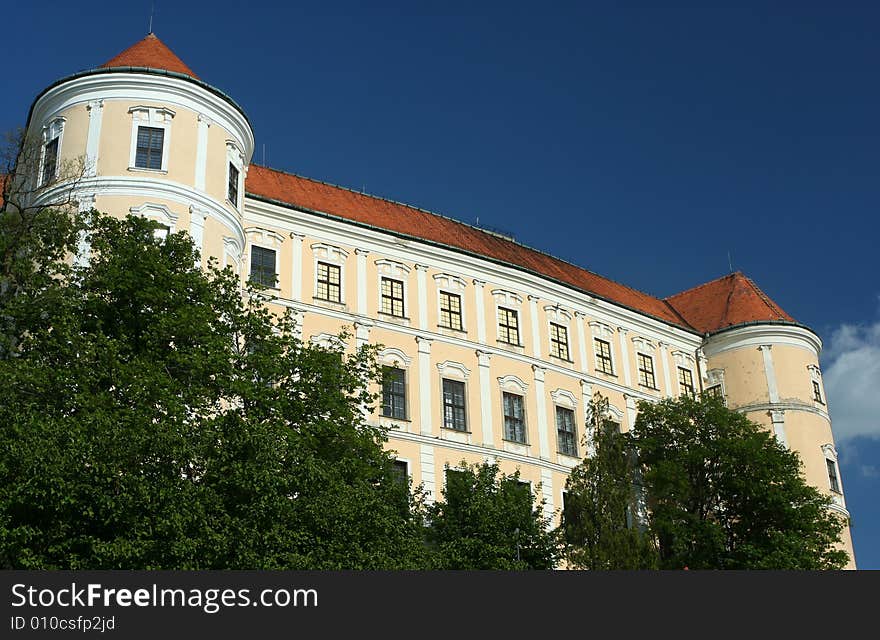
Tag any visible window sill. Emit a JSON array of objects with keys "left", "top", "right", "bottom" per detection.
[
  {"left": 249, "top": 285, "right": 282, "bottom": 295},
  {"left": 441, "top": 428, "right": 472, "bottom": 444},
  {"left": 379, "top": 312, "right": 411, "bottom": 327},
  {"left": 128, "top": 166, "right": 167, "bottom": 175},
  {"left": 437, "top": 324, "right": 467, "bottom": 334},
  {"left": 550, "top": 354, "right": 575, "bottom": 365},
  {"left": 226, "top": 198, "right": 240, "bottom": 211},
  {"left": 595, "top": 370, "right": 617, "bottom": 378},
  {"left": 557, "top": 451, "right": 580, "bottom": 463},
  {"left": 502, "top": 440, "right": 529, "bottom": 456},
  {"left": 497, "top": 340, "right": 525, "bottom": 354},
  {"left": 312, "top": 296, "right": 347, "bottom": 311},
  {"left": 639, "top": 384, "right": 660, "bottom": 392}
]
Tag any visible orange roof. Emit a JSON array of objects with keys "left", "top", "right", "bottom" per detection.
[
  {"left": 246, "top": 165, "right": 691, "bottom": 327},
  {"left": 665, "top": 272, "right": 795, "bottom": 334},
  {"left": 100, "top": 33, "right": 199, "bottom": 79}
]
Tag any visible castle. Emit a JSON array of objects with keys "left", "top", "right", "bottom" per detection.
[{"left": 19, "top": 33, "right": 855, "bottom": 566}]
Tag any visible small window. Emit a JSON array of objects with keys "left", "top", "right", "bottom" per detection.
[
  {"left": 550, "top": 323, "right": 570, "bottom": 360},
  {"left": 391, "top": 460, "right": 408, "bottom": 487},
  {"left": 498, "top": 307, "right": 520, "bottom": 345},
  {"left": 228, "top": 163, "right": 239, "bottom": 206},
  {"left": 135, "top": 126, "right": 164, "bottom": 170},
  {"left": 382, "top": 366, "right": 407, "bottom": 420},
  {"left": 442, "top": 379, "right": 467, "bottom": 431},
  {"left": 827, "top": 459, "right": 840, "bottom": 493},
  {"left": 41, "top": 137, "right": 59, "bottom": 186},
  {"left": 637, "top": 353, "right": 656, "bottom": 389},
  {"left": 249, "top": 246, "right": 277, "bottom": 287},
  {"left": 704, "top": 384, "right": 724, "bottom": 402},
  {"left": 502, "top": 392, "right": 526, "bottom": 443},
  {"left": 316, "top": 262, "right": 342, "bottom": 302},
  {"left": 813, "top": 380, "right": 824, "bottom": 404},
  {"left": 678, "top": 367, "right": 695, "bottom": 398},
  {"left": 381, "top": 277, "right": 405, "bottom": 317},
  {"left": 595, "top": 338, "right": 614, "bottom": 375},
  {"left": 556, "top": 406, "right": 577, "bottom": 457},
  {"left": 439, "top": 291, "right": 463, "bottom": 330}
]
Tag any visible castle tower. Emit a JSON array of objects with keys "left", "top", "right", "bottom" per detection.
[
  {"left": 24, "top": 33, "right": 254, "bottom": 274},
  {"left": 668, "top": 273, "right": 855, "bottom": 567}
]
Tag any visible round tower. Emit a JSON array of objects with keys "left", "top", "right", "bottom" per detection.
[
  {"left": 24, "top": 33, "right": 254, "bottom": 274},
  {"left": 684, "top": 274, "right": 856, "bottom": 568}
]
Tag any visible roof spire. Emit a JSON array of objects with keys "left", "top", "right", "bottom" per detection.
[
  {"left": 100, "top": 33, "right": 199, "bottom": 79},
  {"left": 148, "top": 1, "right": 154, "bottom": 34}
]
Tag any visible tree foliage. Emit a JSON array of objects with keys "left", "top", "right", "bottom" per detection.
[
  {"left": 426, "top": 461, "right": 560, "bottom": 569},
  {"left": 632, "top": 395, "right": 848, "bottom": 570},
  {"left": 0, "top": 209, "right": 428, "bottom": 569},
  {"left": 561, "top": 394, "right": 658, "bottom": 569}
]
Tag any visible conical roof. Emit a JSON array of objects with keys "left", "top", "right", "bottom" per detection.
[{"left": 100, "top": 33, "right": 199, "bottom": 79}]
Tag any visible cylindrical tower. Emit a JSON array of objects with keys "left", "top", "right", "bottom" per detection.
[
  {"left": 24, "top": 33, "right": 254, "bottom": 275},
  {"left": 702, "top": 322, "right": 855, "bottom": 567}
]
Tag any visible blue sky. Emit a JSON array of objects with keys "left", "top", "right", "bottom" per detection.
[{"left": 4, "top": 1, "right": 877, "bottom": 568}]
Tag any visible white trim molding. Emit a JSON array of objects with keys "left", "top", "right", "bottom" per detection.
[{"left": 702, "top": 324, "right": 822, "bottom": 358}]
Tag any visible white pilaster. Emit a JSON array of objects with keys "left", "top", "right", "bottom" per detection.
[
  {"left": 355, "top": 248, "right": 369, "bottom": 315},
  {"left": 770, "top": 409, "right": 788, "bottom": 448},
  {"left": 624, "top": 394, "right": 638, "bottom": 432},
  {"left": 415, "top": 264, "right": 429, "bottom": 330},
  {"left": 188, "top": 205, "right": 207, "bottom": 268},
  {"left": 194, "top": 114, "right": 211, "bottom": 191},
  {"left": 354, "top": 320, "right": 372, "bottom": 350},
  {"left": 473, "top": 279, "right": 487, "bottom": 344},
  {"left": 477, "top": 350, "right": 494, "bottom": 447},
  {"left": 84, "top": 100, "right": 104, "bottom": 177},
  {"left": 417, "top": 336, "right": 433, "bottom": 436},
  {"left": 541, "top": 468, "right": 554, "bottom": 525},
  {"left": 529, "top": 295, "right": 542, "bottom": 358},
  {"left": 74, "top": 194, "right": 96, "bottom": 268},
  {"left": 659, "top": 341, "right": 672, "bottom": 397},
  {"left": 533, "top": 365, "right": 550, "bottom": 460},
  {"left": 759, "top": 345, "right": 780, "bottom": 403},
  {"left": 419, "top": 444, "right": 436, "bottom": 505},
  {"left": 618, "top": 327, "right": 632, "bottom": 387},
  {"left": 580, "top": 379, "right": 594, "bottom": 456},
  {"left": 289, "top": 232, "right": 305, "bottom": 301},
  {"left": 575, "top": 311, "right": 589, "bottom": 375}
]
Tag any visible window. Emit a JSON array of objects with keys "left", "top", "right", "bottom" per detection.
[
  {"left": 827, "top": 459, "right": 840, "bottom": 493},
  {"left": 41, "top": 137, "right": 59, "bottom": 186},
  {"left": 391, "top": 460, "right": 408, "bottom": 487},
  {"left": 556, "top": 406, "right": 577, "bottom": 456},
  {"left": 439, "top": 291, "right": 463, "bottom": 330},
  {"left": 502, "top": 392, "right": 526, "bottom": 443},
  {"left": 678, "top": 367, "right": 695, "bottom": 398},
  {"left": 704, "top": 384, "right": 724, "bottom": 401},
  {"left": 813, "top": 380, "right": 824, "bottom": 404},
  {"left": 382, "top": 367, "right": 407, "bottom": 420},
  {"left": 228, "top": 162, "right": 239, "bottom": 206},
  {"left": 595, "top": 338, "right": 614, "bottom": 375},
  {"left": 316, "top": 262, "right": 341, "bottom": 302},
  {"left": 135, "top": 126, "right": 164, "bottom": 170},
  {"left": 498, "top": 307, "right": 520, "bottom": 345},
  {"left": 637, "top": 353, "right": 656, "bottom": 388},
  {"left": 550, "top": 323, "right": 570, "bottom": 360},
  {"left": 381, "top": 277, "right": 405, "bottom": 317},
  {"left": 249, "top": 246, "right": 276, "bottom": 287},
  {"left": 442, "top": 379, "right": 467, "bottom": 431}
]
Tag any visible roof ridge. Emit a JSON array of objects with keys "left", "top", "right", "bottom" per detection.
[
  {"left": 740, "top": 274, "right": 788, "bottom": 319},
  {"left": 665, "top": 271, "right": 741, "bottom": 300},
  {"left": 249, "top": 164, "right": 669, "bottom": 304}
]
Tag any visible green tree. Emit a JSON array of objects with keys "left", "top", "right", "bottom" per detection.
[
  {"left": 426, "top": 461, "right": 560, "bottom": 569},
  {"left": 561, "top": 394, "right": 658, "bottom": 569},
  {"left": 632, "top": 394, "right": 848, "bottom": 570},
  {"left": 0, "top": 208, "right": 429, "bottom": 569}
]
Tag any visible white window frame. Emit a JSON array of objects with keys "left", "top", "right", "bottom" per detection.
[
  {"left": 39, "top": 116, "right": 65, "bottom": 187},
  {"left": 375, "top": 259, "right": 411, "bottom": 320},
  {"left": 433, "top": 273, "right": 468, "bottom": 332},
  {"left": 311, "top": 243, "right": 349, "bottom": 305},
  {"left": 492, "top": 289, "right": 524, "bottom": 346},
  {"left": 551, "top": 388, "right": 579, "bottom": 458},
  {"left": 128, "top": 106, "right": 175, "bottom": 172},
  {"left": 378, "top": 347, "right": 413, "bottom": 425},
  {"left": 245, "top": 228, "right": 284, "bottom": 290},
  {"left": 226, "top": 139, "right": 245, "bottom": 210},
  {"left": 129, "top": 202, "right": 179, "bottom": 241},
  {"left": 545, "top": 305, "right": 573, "bottom": 362}
]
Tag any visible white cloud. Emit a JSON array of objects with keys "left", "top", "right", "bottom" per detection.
[
  {"left": 823, "top": 317, "right": 880, "bottom": 443},
  {"left": 861, "top": 465, "right": 879, "bottom": 478}
]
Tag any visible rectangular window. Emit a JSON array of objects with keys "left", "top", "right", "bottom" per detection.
[
  {"left": 550, "top": 323, "right": 570, "bottom": 360},
  {"left": 827, "top": 459, "right": 840, "bottom": 493},
  {"left": 442, "top": 379, "right": 467, "bottom": 431},
  {"left": 503, "top": 392, "right": 527, "bottom": 443},
  {"left": 228, "top": 163, "right": 239, "bottom": 206},
  {"left": 637, "top": 353, "right": 656, "bottom": 388},
  {"left": 704, "top": 384, "right": 724, "bottom": 402},
  {"left": 595, "top": 338, "right": 614, "bottom": 375},
  {"left": 813, "top": 380, "right": 824, "bottom": 404},
  {"left": 382, "top": 366, "right": 407, "bottom": 420},
  {"left": 249, "top": 246, "right": 277, "bottom": 287},
  {"left": 391, "top": 460, "right": 408, "bottom": 487},
  {"left": 381, "top": 277, "right": 405, "bottom": 317},
  {"left": 498, "top": 307, "right": 520, "bottom": 345},
  {"left": 316, "top": 262, "right": 341, "bottom": 302},
  {"left": 438, "top": 291, "right": 463, "bottom": 330},
  {"left": 135, "top": 126, "right": 164, "bottom": 170},
  {"left": 556, "top": 406, "right": 577, "bottom": 457},
  {"left": 41, "top": 137, "right": 59, "bottom": 186},
  {"left": 678, "top": 367, "right": 695, "bottom": 398}
]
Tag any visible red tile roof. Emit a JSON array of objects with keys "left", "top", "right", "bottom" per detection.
[
  {"left": 665, "top": 272, "right": 795, "bottom": 334},
  {"left": 246, "top": 165, "right": 692, "bottom": 327},
  {"left": 100, "top": 33, "right": 199, "bottom": 79}
]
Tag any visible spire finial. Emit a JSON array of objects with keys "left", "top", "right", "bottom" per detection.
[{"left": 148, "top": 1, "right": 155, "bottom": 34}]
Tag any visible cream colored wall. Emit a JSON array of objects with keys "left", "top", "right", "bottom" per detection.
[
  {"left": 56, "top": 104, "right": 88, "bottom": 169},
  {"left": 707, "top": 347, "right": 771, "bottom": 405}
]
